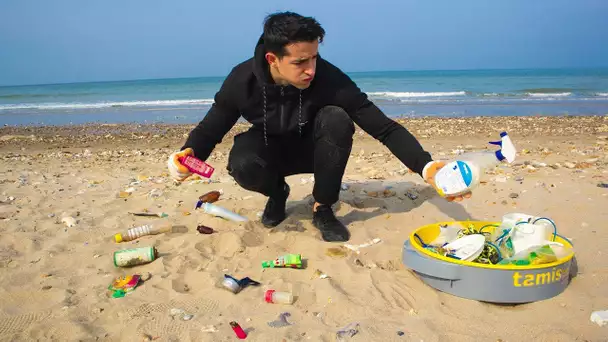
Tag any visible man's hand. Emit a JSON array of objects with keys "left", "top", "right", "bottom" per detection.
[
  {"left": 167, "top": 148, "right": 195, "bottom": 182},
  {"left": 423, "top": 161, "right": 472, "bottom": 202}
]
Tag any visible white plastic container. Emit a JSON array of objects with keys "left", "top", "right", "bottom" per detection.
[
  {"left": 429, "top": 224, "right": 461, "bottom": 246},
  {"left": 443, "top": 234, "right": 486, "bottom": 261},
  {"left": 264, "top": 290, "right": 294, "bottom": 304},
  {"left": 497, "top": 213, "right": 562, "bottom": 254},
  {"left": 434, "top": 132, "right": 516, "bottom": 197},
  {"left": 201, "top": 203, "right": 248, "bottom": 222}
]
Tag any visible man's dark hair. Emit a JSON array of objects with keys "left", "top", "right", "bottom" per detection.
[{"left": 263, "top": 11, "right": 325, "bottom": 58}]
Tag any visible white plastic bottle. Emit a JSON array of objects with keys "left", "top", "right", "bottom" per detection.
[
  {"left": 434, "top": 132, "right": 516, "bottom": 197},
  {"left": 115, "top": 223, "right": 172, "bottom": 243},
  {"left": 264, "top": 290, "right": 294, "bottom": 304},
  {"left": 201, "top": 202, "right": 248, "bottom": 222}
]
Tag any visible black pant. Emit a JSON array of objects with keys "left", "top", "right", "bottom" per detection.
[{"left": 227, "top": 106, "right": 355, "bottom": 205}]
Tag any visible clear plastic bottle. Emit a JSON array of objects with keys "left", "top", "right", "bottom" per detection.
[
  {"left": 434, "top": 132, "right": 516, "bottom": 197},
  {"left": 114, "top": 223, "right": 172, "bottom": 243},
  {"left": 201, "top": 202, "right": 247, "bottom": 222},
  {"left": 264, "top": 290, "right": 294, "bottom": 304}
]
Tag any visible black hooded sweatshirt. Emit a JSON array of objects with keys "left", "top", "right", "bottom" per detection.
[{"left": 182, "top": 36, "right": 433, "bottom": 176}]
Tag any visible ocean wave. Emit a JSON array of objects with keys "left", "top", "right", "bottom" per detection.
[
  {"left": 520, "top": 88, "right": 576, "bottom": 94},
  {"left": 0, "top": 99, "right": 215, "bottom": 111},
  {"left": 595, "top": 92, "right": 608, "bottom": 97},
  {"left": 526, "top": 92, "right": 571, "bottom": 97},
  {"left": 367, "top": 91, "right": 466, "bottom": 98}
]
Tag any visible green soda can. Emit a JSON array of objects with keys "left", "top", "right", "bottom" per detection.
[{"left": 113, "top": 246, "right": 157, "bottom": 267}]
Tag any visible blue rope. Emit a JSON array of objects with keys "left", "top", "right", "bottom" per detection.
[
  {"left": 554, "top": 233, "right": 574, "bottom": 246},
  {"left": 479, "top": 224, "right": 500, "bottom": 234},
  {"left": 413, "top": 233, "right": 428, "bottom": 247}
]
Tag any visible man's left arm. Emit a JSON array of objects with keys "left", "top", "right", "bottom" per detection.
[{"left": 335, "top": 81, "right": 434, "bottom": 179}]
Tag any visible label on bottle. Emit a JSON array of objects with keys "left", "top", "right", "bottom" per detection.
[
  {"left": 127, "top": 225, "right": 151, "bottom": 240},
  {"left": 113, "top": 247, "right": 156, "bottom": 267},
  {"left": 434, "top": 161, "right": 473, "bottom": 196}
]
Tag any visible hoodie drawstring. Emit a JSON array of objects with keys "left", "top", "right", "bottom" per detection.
[
  {"left": 262, "top": 87, "right": 303, "bottom": 147},
  {"left": 263, "top": 85, "right": 268, "bottom": 146},
  {"left": 298, "top": 90, "right": 302, "bottom": 136}
]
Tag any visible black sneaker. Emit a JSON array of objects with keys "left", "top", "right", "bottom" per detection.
[
  {"left": 261, "top": 183, "right": 290, "bottom": 227},
  {"left": 312, "top": 204, "right": 350, "bottom": 242}
]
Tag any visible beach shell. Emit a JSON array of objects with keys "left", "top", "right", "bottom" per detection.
[{"left": 61, "top": 216, "right": 77, "bottom": 227}]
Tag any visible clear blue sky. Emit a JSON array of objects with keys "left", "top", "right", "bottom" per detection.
[{"left": 1, "top": 0, "right": 607, "bottom": 86}]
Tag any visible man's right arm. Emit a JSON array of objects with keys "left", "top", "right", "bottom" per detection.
[{"left": 181, "top": 70, "right": 241, "bottom": 160}]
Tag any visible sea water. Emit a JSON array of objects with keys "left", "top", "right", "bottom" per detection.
[{"left": 1, "top": 68, "right": 607, "bottom": 126}]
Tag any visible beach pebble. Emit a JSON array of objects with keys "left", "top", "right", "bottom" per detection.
[
  {"left": 564, "top": 162, "right": 576, "bottom": 169},
  {"left": 405, "top": 191, "right": 418, "bottom": 200},
  {"left": 366, "top": 169, "right": 384, "bottom": 180},
  {"left": 531, "top": 161, "right": 547, "bottom": 168},
  {"left": 397, "top": 331, "right": 405, "bottom": 336},
  {"left": 515, "top": 176, "right": 524, "bottom": 182},
  {"left": 340, "top": 183, "right": 350, "bottom": 191},
  {"left": 148, "top": 189, "right": 163, "bottom": 198},
  {"left": 509, "top": 193, "right": 519, "bottom": 199},
  {"left": 598, "top": 183, "right": 608, "bottom": 188}
]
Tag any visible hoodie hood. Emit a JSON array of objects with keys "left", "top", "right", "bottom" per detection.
[{"left": 253, "top": 35, "right": 275, "bottom": 86}]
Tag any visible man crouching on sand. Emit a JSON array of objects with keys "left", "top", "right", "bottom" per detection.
[{"left": 168, "top": 11, "right": 471, "bottom": 242}]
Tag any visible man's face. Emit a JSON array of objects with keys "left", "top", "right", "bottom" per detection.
[{"left": 266, "top": 40, "right": 318, "bottom": 89}]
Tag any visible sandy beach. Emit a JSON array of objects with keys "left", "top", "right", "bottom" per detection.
[{"left": 1, "top": 115, "right": 607, "bottom": 341}]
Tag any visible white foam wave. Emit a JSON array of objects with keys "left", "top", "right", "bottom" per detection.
[
  {"left": 0, "top": 99, "right": 215, "bottom": 111},
  {"left": 526, "top": 92, "right": 571, "bottom": 97},
  {"left": 595, "top": 92, "right": 608, "bottom": 97},
  {"left": 368, "top": 91, "right": 466, "bottom": 98}
]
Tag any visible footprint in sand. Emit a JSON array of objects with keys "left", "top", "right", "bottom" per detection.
[
  {"left": 121, "top": 298, "right": 219, "bottom": 340},
  {"left": 370, "top": 272, "right": 418, "bottom": 311}
]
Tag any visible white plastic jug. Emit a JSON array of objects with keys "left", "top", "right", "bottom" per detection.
[{"left": 434, "top": 132, "right": 516, "bottom": 197}]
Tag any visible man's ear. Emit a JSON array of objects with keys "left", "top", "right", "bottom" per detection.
[{"left": 265, "top": 52, "right": 278, "bottom": 66}]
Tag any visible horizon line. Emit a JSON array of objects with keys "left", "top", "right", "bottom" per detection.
[{"left": 2, "top": 65, "right": 608, "bottom": 88}]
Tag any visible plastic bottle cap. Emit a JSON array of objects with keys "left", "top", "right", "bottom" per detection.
[
  {"left": 264, "top": 289, "right": 275, "bottom": 303},
  {"left": 114, "top": 233, "right": 123, "bottom": 243}
]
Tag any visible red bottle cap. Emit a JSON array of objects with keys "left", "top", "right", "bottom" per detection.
[{"left": 264, "top": 289, "right": 275, "bottom": 303}]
